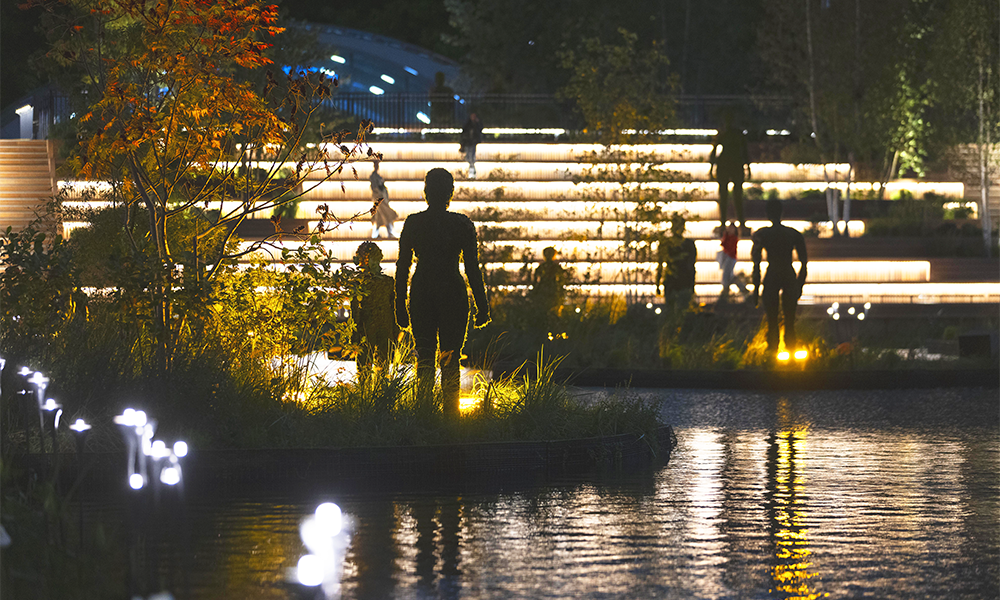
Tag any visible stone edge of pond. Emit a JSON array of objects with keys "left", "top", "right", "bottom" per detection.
[
  {"left": 539, "top": 367, "right": 1000, "bottom": 390},
  {"left": 7, "top": 425, "right": 677, "bottom": 496}
]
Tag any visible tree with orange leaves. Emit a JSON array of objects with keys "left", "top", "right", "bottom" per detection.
[{"left": 26, "top": 0, "right": 377, "bottom": 374}]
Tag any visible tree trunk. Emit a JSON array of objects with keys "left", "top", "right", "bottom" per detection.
[
  {"left": 805, "top": 0, "right": 837, "bottom": 229},
  {"left": 843, "top": 154, "right": 854, "bottom": 237},
  {"left": 979, "top": 62, "right": 994, "bottom": 258}
]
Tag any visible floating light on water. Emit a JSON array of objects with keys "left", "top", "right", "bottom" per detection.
[
  {"left": 832, "top": 313, "right": 840, "bottom": 320},
  {"left": 857, "top": 313, "right": 866, "bottom": 321},
  {"left": 654, "top": 307, "right": 662, "bottom": 315},
  {"left": 174, "top": 441, "right": 188, "bottom": 458},
  {"left": 297, "top": 555, "right": 325, "bottom": 586},
  {"left": 129, "top": 473, "right": 144, "bottom": 490},
  {"left": 315, "top": 502, "right": 343, "bottom": 536},
  {"left": 295, "top": 502, "right": 352, "bottom": 598}
]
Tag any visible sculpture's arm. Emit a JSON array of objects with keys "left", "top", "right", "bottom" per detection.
[
  {"left": 463, "top": 222, "right": 490, "bottom": 328},
  {"left": 751, "top": 233, "right": 763, "bottom": 307},
  {"left": 795, "top": 231, "right": 808, "bottom": 288},
  {"left": 394, "top": 220, "right": 413, "bottom": 329}
]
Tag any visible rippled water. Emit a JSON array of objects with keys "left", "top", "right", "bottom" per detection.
[{"left": 120, "top": 387, "right": 999, "bottom": 599}]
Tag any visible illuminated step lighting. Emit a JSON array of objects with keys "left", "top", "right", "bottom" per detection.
[
  {"left": 473, "top": 262, "right": 929, "bottom": 284},
  {"left": 373, "top": 127, "right": 569, "bottom": 136},
  {"left": 235, "top": 258, "right": 933, "bottom": 286},
  {"left": 74, "top": 279, "right": 998, "bottom": 304},
  {"left": 485, "top": 282, "right": 1000, "bottom": 303},
  {"left": 232, "top": 240, "right": 928, "bottom": 283},
  {"left": 266, "top": 179, "right": 964, "bottom": 203},
  {"left": 303, "top": 219, "right": 865, "bottom": 239},
  {"left": 224, "top": 160, "right": 858, "bottom": 183},
  {"left": 345, "top": 142, "right": 718, "bottom": 162}
]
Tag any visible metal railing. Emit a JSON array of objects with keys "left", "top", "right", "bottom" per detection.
[{"left": 321, "top": 93, "right": 796, "bottom": 133}]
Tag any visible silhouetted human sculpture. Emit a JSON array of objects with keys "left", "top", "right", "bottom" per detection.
[
  {"left": 709, "top": 114, "right": 751, "bottom": 231},
  {"left": 460, "top": 113, "right": 484, "bottom": 179},
  {"left": 369, "top": 162, "right": 397, "bottom": 239},
  {"left": 752, "top": 199, "right": 808, "bottom": 355},
  {"left": 395, "top": 168, "right": 490, "bottom": 416},
  {"left": 429, "top": 71, "right": 454, "bottom": 125},
  {"left": 531, "top": 246, "right": 568, "bottom": 314},
  {"left": 351, "top": 242, "right": 399, "bottom": 370},
  {"left": 656, "top": 213, "right": 697, "bottom": 301}
]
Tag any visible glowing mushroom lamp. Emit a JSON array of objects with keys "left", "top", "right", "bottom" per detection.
[
  {"left": 41, "top": 398, "right": 63, "bottom": 453},
  {"left": 69, "top": 418, "right": 92, "bottom": 454},
  {"left": 27, "top": 371, "right": 50, "bottom": 453},
  {"left": 114, "top": 408, "right": 155, "bottom": 491}
]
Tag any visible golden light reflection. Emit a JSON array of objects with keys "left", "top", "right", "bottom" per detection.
[{"left": 769, "top": 399, "right": 828, "bottom": 600}]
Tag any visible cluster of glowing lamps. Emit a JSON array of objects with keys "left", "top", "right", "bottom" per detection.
[
  {"left": 828, "top": 301, "right": 872, "bottom": 322},
  {"left": 3, "top": 355, "right": 188, "bottom": 490},
  {"left": 113, "top": 407, "right": 189, "bottom": 490}
]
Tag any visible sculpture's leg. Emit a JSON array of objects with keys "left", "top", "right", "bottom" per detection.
[
  {"left": 717, "top": 179, "right": 729, "bottom": 229},
  {"left": 732, "top": 177, "right": 745, "bottom": 229},
  {"left": 438, "top": 293, "right": 470, "bottom": 418},
  {"left": 781, "top": 282, "right": 799, "bottom": 351},
  {"left": 762, "top": 282, "right": 781, "bottom": 354},
  {"left": 411, "top": 313, "right": 438, "bottom": 412}
]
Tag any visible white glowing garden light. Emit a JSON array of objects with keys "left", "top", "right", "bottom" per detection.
[
  {"left": 69, "top": 418, "right": 92, "bottom": 454},
  {"left": 69, "top": 418, "right": 91, "bottom": 433},
  {"left": 27, "top": 372, "right": 50, "bottom": 453},
  {"left": 115, "top": 407, "right": 156, "bottom": 490},
  {"left": 41, "top": 399, "right": 64, "bottom": 450}
]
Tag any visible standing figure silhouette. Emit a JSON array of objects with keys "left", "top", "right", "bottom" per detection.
[
  {"left": 752, "top": 199, "right": 808, "bottom": 355},
  {"left": 395, "top": 168, "right": 490, "bottom": 415},
  {"left": 460, "top": 113, "right": 484, "bottom": 179},
  {"left": 709, "top": 114, "right": 751, "bottom": 231}
]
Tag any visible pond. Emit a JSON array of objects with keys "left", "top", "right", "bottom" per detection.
[{"left": 93, "top": 387, "right": 998, "bottom": 599}]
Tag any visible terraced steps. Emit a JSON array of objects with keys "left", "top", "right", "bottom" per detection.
[
  {"left": 0, "top": 140, "right": 57, "bottom": 233},
  {"left": 56, "top": 142, "right": 998, "bottom": 304}
]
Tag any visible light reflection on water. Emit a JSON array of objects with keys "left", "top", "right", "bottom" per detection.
[{"left": 131, "top": 388, "right": 997, "bottom": 599}]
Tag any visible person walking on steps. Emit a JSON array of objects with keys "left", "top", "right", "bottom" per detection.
[
  {"left": 369, "top": 161, "right": 397, "bottom": 239},
  {"left": 395, "top": 168, "right": 491, "bottom": 416},
  {"left": 717, "top": 221, "right": 748, "bottom": 304},
  {"left": 460, "top": 113, "right": 483, "bottom": 179}
]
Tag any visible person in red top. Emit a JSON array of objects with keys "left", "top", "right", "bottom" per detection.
[{"left": 717, "top": 221, "right": 747, "bottom": 303}]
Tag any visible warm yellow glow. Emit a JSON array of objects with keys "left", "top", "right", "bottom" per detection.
[
  {"left": 794, "top": 349, "right": 808, "bottom": 360},
  {"left": 459, "top": 395, "right": 481, "bottom": 413},
  {"left": 777, "top": 351, "right": 791, "bottom": 361}
]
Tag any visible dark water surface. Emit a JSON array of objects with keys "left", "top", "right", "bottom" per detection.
[{"left": 119, "top": 388, "right": 999, "bottom": 599}]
